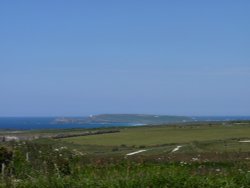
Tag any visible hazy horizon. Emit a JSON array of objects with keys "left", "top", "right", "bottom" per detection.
[
  {"left": 1, "top": 114, "right": 250, "bottom": 118},
  {"left": 1, "top": 1, "right": 250, "bottom": 117}
]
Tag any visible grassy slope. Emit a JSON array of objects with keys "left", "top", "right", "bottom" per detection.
[
  {"left": 2, "top": 123, "right": 250, "bottom": 187},
  {"left": 86, "top": 114, "right": 192, "bottom": 123},
  {"left": 62, "top": 125, "right": 250, "bottom": 146}
]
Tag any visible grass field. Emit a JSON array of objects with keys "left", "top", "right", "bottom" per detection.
[
  {"left": 2, "top": 122, "right": 250, "bottom": 187},
  {"left": 60, "top": 123, "right": 250, "bottom": 154},
  {"left": 62, "top": 124, "right": 250, "bottom": 146}
]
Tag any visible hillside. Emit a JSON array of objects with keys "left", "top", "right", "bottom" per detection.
[{"left": 84, "top": 114, "right": 192, "bottom": 124}]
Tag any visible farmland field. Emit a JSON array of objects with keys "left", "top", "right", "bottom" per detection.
[
  {"left": 61, "top": 123, "right": 250, "bottom": 154},
  {"left": 63, "top": 124, "right": 250, "bottom": 145},
  {"left": 1, "top": 122, "right": 250, "bottom": 187}
]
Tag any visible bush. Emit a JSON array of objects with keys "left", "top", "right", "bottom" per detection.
[
  {"left": 0, "top": 147, "right": 12, "bottom": 165},
  {"left": 112, "top": 147, "right": 119, "bottom": 152}
]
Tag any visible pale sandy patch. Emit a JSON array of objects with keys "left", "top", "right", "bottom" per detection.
[
  {"left": 126, "top": 150, "right": 147, "bottom": 156},
  {"left": 171, "top": 146, "right": 182, "bottom": 152}
]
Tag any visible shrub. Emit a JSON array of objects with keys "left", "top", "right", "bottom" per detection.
[
  {"left": 0, "top": 147, "right": 12, "bottom": 165},
  {"left": 112, "top": 147, "right": 119, "bottom": 152}
]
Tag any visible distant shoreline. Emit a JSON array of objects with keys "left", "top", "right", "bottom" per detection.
[{"left": 0, "top": 115, "right": 250, "bottom": 130}]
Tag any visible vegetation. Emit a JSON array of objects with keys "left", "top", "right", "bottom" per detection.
[
  {"left": 54, "top": 114, "right": 192, "bottom": 124},
  {"left": 62, "top": 123, "right": 250, "bottom": 148},
  {"left": 1, "top": 122, "right": 250, "bottom": 187}
]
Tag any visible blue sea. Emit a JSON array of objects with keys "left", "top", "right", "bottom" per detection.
[
  {"left": 0, "top": 117, "right": 137, "bottom": 130},
  {"left": 192, "top": 116, "right": 250, "bottom": 122},
  {"left": 0, "top": 116, "right": 249, "bottom": 130}
]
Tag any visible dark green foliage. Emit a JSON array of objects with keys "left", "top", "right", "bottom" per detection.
[
  {"left": 112, "top": 147, "right": 119, "bottom": 152},
  {"left": 0, "top": 146, "right": 12, "bottom": 165},
  {"left": 1, "top": 142, "right": 250, "bottom": 187},
  {"left": 2, "top": 121, "right": 250, "bottom": 187}
]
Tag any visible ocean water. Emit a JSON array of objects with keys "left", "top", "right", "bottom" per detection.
[
  {"left": 0, "top": 117, "right": 136, "bottom": 130},
  {"left": 0, "top": 116, "right": 249, "bottom": 130},
  {"left": 192, "top": 116, "right": 250, "bottom": 122}
]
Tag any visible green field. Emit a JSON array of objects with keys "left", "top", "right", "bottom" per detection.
[
  {"left": 2, "top": 122, "right": 250, "bottom": 187},
  {"left": 61, "top": 124, "right": 250, "bottom": 154}
]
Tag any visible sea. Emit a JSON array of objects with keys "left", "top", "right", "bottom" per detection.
[
  {"left": 0, "top": 116, "right": 249, "bottom": 130},
  {"left": 0, "top": 117, "right": 140, "bottom": 130}
]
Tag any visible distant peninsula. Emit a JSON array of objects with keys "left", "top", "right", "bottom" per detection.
[{"left": 53, "top": 114, "right": 192, "bottom": 125}]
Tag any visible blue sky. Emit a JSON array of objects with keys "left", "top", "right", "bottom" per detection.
[{"left": 0, "top": 1, "right": 249, "bottom": 116}]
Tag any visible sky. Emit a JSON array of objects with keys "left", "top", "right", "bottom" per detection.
[{"left": 0, "top": 1, "right": 249, "bottom": 117}]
